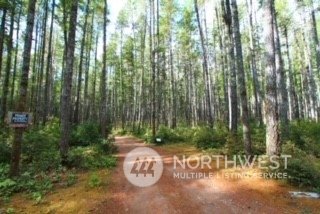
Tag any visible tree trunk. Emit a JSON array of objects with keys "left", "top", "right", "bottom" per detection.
[
  {"left": 74, "top": 0, "right": 90, "bottom": 124},
  {"left": 60, "top": 0, "right": 78, "bottom": 162},
  {"left": 100, "top": 0, "right": 108, "bottom": 137},
  {"left": 231, "top": 0, "right": 252, "bottom": 155},
  {"left": 43, "top": 0, "right": 55, "bottom": 124},
  {"left": 222, "top": 0, "right": 237, "bottom": 132},
  {"left": 273, "top": 8, "right": 288, "bottom": 136},
  {"left": 1, "top": 5, "right": 15, "bottom": 122},
  {"left": 0, "top": 8, "right": 7, "bottom": 81},
  {"left": 247, "top": 0, "right": 262, "bottom": 125},
  {"left": 10, "top": 0, "right": 37, "bottom": 177},
  {"left": 10, "top": 6, "right": 22, "bottom": 110},
  {"left": 194, "top": 0, "right": 213, "bottom": 127},
  {"left": 263, "top": 0, "right": 280, "bottom": 156}
]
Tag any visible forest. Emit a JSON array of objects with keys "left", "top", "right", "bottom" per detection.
[{"left": 0, "top": 0, "right": 320, "bottom": 212}]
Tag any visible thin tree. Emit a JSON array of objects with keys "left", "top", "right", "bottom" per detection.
[
  {"left": 9, "top": 0, "right": 37, "bottom": 177},
  {"left": 231, "top": 0, "right": 252, "bottom": 155},
  {"left": 194, "top": 0, "right": 213, "bottom": 127},
  {"left": 100, "top": 0, "right": 108, "bottom": 137},
  {"left": 60, "top": 0, "right": 78, "bottom": 163},
  {"left": 1, "top": 1, "right": 15, "bottom": 122}
]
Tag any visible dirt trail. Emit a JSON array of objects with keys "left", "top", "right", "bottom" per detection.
[{"left": 96, "top": 136, "right": 320, "bottom": 214}]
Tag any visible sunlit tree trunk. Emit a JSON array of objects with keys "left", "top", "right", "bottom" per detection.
[{"left": 263, "top": 0, "right": 280, "bottom": 156}]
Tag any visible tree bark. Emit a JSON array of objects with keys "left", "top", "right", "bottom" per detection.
[
  {"left": 263, "top": 0, "right": 280, "bottom": 156},
  {"left": 100, "top": 0, "right": 108, "bottom": 137},
  {"left": 194, "top": 0, "right": 213, "bottom": 127},
  {"left": 10, "top": 0, "right": 37, "bottom": 177},
  {"left": 231, "top": 0, "right": 252, "bottom": 155},
  {"left": 60, "top": 0, "right": 78, "bottom": 162},
  {"left": 43, "top": 0, "right": 55, "bottom": 124}
]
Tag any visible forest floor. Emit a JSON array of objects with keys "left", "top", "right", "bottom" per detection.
[{"left": 2, "top": 136, "right": 320, "bottom": 214}]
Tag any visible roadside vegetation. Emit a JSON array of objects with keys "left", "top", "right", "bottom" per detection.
[{"left": 0, "top": 118, "right": 116, "bottom": 210}]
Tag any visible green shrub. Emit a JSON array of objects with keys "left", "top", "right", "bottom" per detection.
[
  {"left": 155, "top": 125, "right": 184, "bottom": 143},
  {"left": 88, "top": 172, "right": 101, "bottom": 188},
  {"left": 96, "top": 137, "right": 117, "bottom": 154},
  {"left": 287, "top": 120, "right": 320, "bottom": 156},
  {"left": 280, "top": 142, "right": 320, "bottom": 188},
  {"left": 0, "top": 138, "right": 11, "bottom": 164},
  {"left": 224, "top": 133, "right": 245, "bottom": 155},
  {"left": 22, "top": 126, "right": 61, "bottom": 172},
  {"left": 193, "top": 125, "right": 228, "bottom": 149},
  {"left": 67, "top": 146, "right": 117, "bottom": 169},
  {"left": 113, "top": 129, "right": 127, "bottom": 136},
  {"left": 141, "top": 128, "right": 153, "bottom": 143},
  {"left": 71, "top": 122, "right": 102, "bottom": 147}
]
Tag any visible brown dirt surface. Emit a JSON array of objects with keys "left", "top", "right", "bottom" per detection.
[
  {"left": 95, "top": 136, "right": 320, "bottom": 214},
  {"left": 1, "top": 136, "right": 320, "bottom": 214}
]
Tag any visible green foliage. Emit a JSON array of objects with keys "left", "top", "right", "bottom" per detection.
[
  {"left": 250, "top": 125, "right": 266, "bottom": 155},
  {"left": 0, "top": 126, "right": 12, "bottom": 164},
  {"left": 280, "top": 142, "right": 320, "bottom": 188},
  {"left": 67, "top": 146, "right": 117, "bottom": 170},
  {"left": 65, "top": 171, "right": 78, "bottom": 187},
  {"left": 287, "top": 121, "right": 320, "bottom": 157},
  {"left": 21, "top": 117, "right": 61, "bottom": 172},
  {"left": 113, "top": 128, "right": 127, "bottom": 136},
  {"left": 192, "top": 125, "right": 229, "bottom": 149},
  {"left": 0, "top": 179, "right": 16, "bottom": 189},
  {"left": 155, "top": 125, "right": 184, "bottom": 143},
  {"left": 0, "top": 139, "right": 11, "bottom": 163},
  {"left": 224, "top": 133, "right": 244, "bottom": 155},
  {"left": 71, "top": 122, "right": 102, "bottom": 147},
  {"left": 6, "top": 208, "right": 15, "bottom": 214},
  {"left": 88, "top": 172, "right": 101, "bottom": 188},
  {"left": 96, "top": 137, "right": 117, "bottom": 154},
  {"left": 141, "top": 128, "right": 153, "bottom": 143}
]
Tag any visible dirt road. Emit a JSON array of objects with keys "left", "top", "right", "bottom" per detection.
[{"left": 95, "top": 136, "right": 320, "bottom": 214}]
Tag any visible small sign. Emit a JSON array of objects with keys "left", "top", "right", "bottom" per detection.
[{"left": 8, "top": 112, "right": 32, "bottom": 127}]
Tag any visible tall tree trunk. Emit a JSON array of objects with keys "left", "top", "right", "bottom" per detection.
[
  {"left": 60, "top": 0, "right": 78, "bottom": 162},
  {"left": 194, "top": 0, "right": 213, "bottom": 127},
  {"left": 100, "top": 0, "right": 108, "bottom": 137},
  {"left": 10, "top": 0, "right": 37, "bottom": 177},
  {"left": 43, "top": 0, "right": 55, "bottom": 124},
  {"left": 263, "top": 0, "right": 280, "bottom": 156},
  {"left": 0, "top": 8, "right": 7, "bottom": 81},
  {"left": 247, "top": 0, "right": 262, "bottom": 125},
  {"left": 222, "top": 0, "right": 237, "bottom": 132},
  {"left": 10, "top": 6, "right": 22, "bottom": 109},
  {"left": 231, "top": 0, "right": 252, "bottom": 155},
  {"left": 150, "top": 0, "right": 156, "bottom": 138},
  {"left": 138, "top": 14, "right": 147, "bottom": 131},
  {"left": 84, "top": 13, "right": 94, "bottom": 122},
  {"left": 1, "top": 4, "right": 15, "bottom": 122},
  {"left": 91, "top": 35, "right": 98, "bottom": 121},
  {"left": 273, "top": 8, "right": 288, "bottom": 136},
  {"left": 284, "top": 27, "right": 299, "bottom": 120},
  {"left": 74, "top": 0, "right": 90, "bottom": 124}
]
